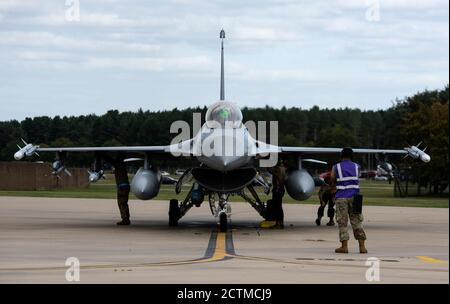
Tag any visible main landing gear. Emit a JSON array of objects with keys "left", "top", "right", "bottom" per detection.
[
  {"left": 169, "top": 184, "right": 268, "bottom": 232},
  {"left": 169, "top": 199, "right": 181, "bottom": 227},
  {"left": 168, "top": 182, "right": 204, "bottom": 227}
]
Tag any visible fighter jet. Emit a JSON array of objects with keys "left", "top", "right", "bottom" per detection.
[{"left": 14, "top": 30, "right": 431, "bottom": 231}]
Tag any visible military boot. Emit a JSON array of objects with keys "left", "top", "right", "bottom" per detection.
[
  {"left": 315, "top": 216, "right": 322, "bottom": 226},
  {"left": 335, "top": 240, "right": 349, "bottom": 254},
  {"left": 117, "top": 219, "right": 130, "bottom": 226},
  {"left": 358, "top": 240, "right": 368, "bottom": 254},
  {"left": 117, "top": 203, "right": 130, "bottom": 226},
  {"left": 274, "top": 220, "right": 284, "bottom": 229},
  {"left": 326, "top": 219, "right": 335, "bottom": 226}
]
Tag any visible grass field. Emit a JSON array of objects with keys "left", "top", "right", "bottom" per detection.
[{"left": 0, "top": 179, "right": 448, "bottom": 208}]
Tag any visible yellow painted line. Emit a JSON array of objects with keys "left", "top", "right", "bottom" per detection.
[
  {"left": 0, "top": 230, "right": 231, "bottom": 272},
  {"left": 212, "top": 232, "right": 227, "bottom": 260},
  {"left": 155, "top": 232, "right": 228, "bottom": 265},
  {"left": 416, "top": 256, "right": 448, "bottom": 264},
  {"left": 132, "top": 231, "right": 228, "bottom": 265},
  {"left": 200, "top": 232, "right": 228, "bottom": 263}
]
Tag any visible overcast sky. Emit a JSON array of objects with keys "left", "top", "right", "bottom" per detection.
[{"left": 0, "top": 0, "right": 448, "bottom": 121}]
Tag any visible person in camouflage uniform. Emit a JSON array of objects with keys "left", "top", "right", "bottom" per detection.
[
  {"left": 335, "top": 198, "right": 366, "bottom": 243},
  {"left": 316, "top": 162, "right": 336, "bottom": 226},
  {"left": 331, "top": 148, "right": 367, "bottom": 254},
  {"left": 103, "top": 153, "right": 131, "bottom": 226},
  {"left": 261, "top": 160, "right": 286, "bottom": 229}
]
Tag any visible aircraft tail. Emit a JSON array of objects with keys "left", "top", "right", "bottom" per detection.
[{"left": 220, "top": 29, "right": 225, "bottom": 101}]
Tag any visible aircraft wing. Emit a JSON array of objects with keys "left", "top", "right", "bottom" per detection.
[
  {"left": 14, "top": 137, "right": 200, "bottom": 160},
  {"left": 13, "top": 141, "right": 180, "bottom": 161},
  {"left": 254, "top": 142, "right": 430, "bottom": 163},
  {"left": 36, "top": 146, "right": 168, "bottom": 153},
  {"left": 37, "top": 137, "right": 201, "bottom": 154},
  {"left": 279, "top": 147, "right": 407, "bottom": 155}
]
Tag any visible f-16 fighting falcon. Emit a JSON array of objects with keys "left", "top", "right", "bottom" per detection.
[{"left": 14, "top": 30, "right": 431, "bottom": 232}]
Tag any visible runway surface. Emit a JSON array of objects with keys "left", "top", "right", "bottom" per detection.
[{"left": 0, "top": 197, "right": 448, "bottom": 283}]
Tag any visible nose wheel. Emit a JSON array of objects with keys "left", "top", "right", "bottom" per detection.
[
  {"left": 219, "top": 212, "right": 228, "bottom": 232},
  {"left": 209, "top": 193, "right": 231, "bottom": 232}
]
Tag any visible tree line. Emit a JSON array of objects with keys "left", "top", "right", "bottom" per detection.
[{"left": 0, "top": 86, "right": 448, "bottom": 194}]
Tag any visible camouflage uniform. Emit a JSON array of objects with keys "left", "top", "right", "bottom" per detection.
[
  {"left": 317, "top": 172, "right": 336, "bottom": 221},
  {"left": 333, "top": 154, "right": 368, "bottom": 254},
  {"left": 102, "top": 153, "right": 131, "bottom": 222},
  {"left": 335, "top": 197, "right": 366, "bottom": 241},
  {"left": 267, "top": 165, "right": 286, "bottom": 222},
  {"left": 115, "top": 161, "right": 130, "bottom": 222}
]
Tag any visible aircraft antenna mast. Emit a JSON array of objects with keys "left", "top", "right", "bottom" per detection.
[{"left": 220, "top": 29, "right": 225, "bottom": 101}]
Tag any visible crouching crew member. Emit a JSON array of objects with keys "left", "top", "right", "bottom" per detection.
[{"left": 316, "top": 162, "right": 336, "bottom": 226}]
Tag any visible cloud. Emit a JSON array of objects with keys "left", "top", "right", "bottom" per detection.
[
  {"left": 233, "top": 27, "right": 299, "bottom": 41},
  {"left": 0, "top": 0, "right": 448, "bottom": 120},
  {"left": 84, "top": 56, "right": 214, "bottom": 72},
  {"left": 0, "top": 31, "right": 161, "bottom": 52},
  {"left": 16, "top": 50, "right": 74, "bottom": 61},
  {"left": 0, "top": 0, "right": 42, "bottom": 11},
  {"left": 335, "top": 0, "right": 448, "bottom": 10}
]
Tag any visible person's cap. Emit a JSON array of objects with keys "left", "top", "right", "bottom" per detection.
[{"left": 341, "top": 147, "right": 353, "bottom": 158}]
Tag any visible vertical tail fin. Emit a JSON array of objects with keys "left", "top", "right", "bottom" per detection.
[{"left": 220, "top": 29, "right": 225, "bottom": 101}]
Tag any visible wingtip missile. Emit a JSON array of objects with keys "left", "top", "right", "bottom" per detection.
[
  {"left": 404, "top": 143, "right": 431, "bottom": 163},
  {"left": 14, "top": 139, "right": 39, "bottom": 160},
  {"left": 14, "top": 150, "right": 24, "bottom": 161}
]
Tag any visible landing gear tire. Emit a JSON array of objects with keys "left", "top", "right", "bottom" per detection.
[
  {"left": 169, "top": 199, "right": 180, "bottom": 227},
  {"left": 219, "top": 212, "right": 228, "bottom": 232}
]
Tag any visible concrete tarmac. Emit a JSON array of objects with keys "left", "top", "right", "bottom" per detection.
[{"left": 0, "top": 197, "right": 448, "bottom": 283}]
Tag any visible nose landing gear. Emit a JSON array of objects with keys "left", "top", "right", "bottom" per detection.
[
  {"left": 219, "top": 212, "right": 228, "bottom": 232},
  {"left": 209, "top": 193, "right": 231, "bottom": 232},
  {"left": 169, "top": 186, "right": 233, "bottom": 232}
]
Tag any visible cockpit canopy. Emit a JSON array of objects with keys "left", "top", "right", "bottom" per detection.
[{"left": 205, "top": 101, "right": 243, "bottom": 128}]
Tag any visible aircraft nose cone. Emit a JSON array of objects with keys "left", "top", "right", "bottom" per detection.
[
  {"left": 217, "top": 156, "right": 230, "bottom": 170},
  {"left": 214, "top": 156, "right": 243, "bottom": 172}
]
